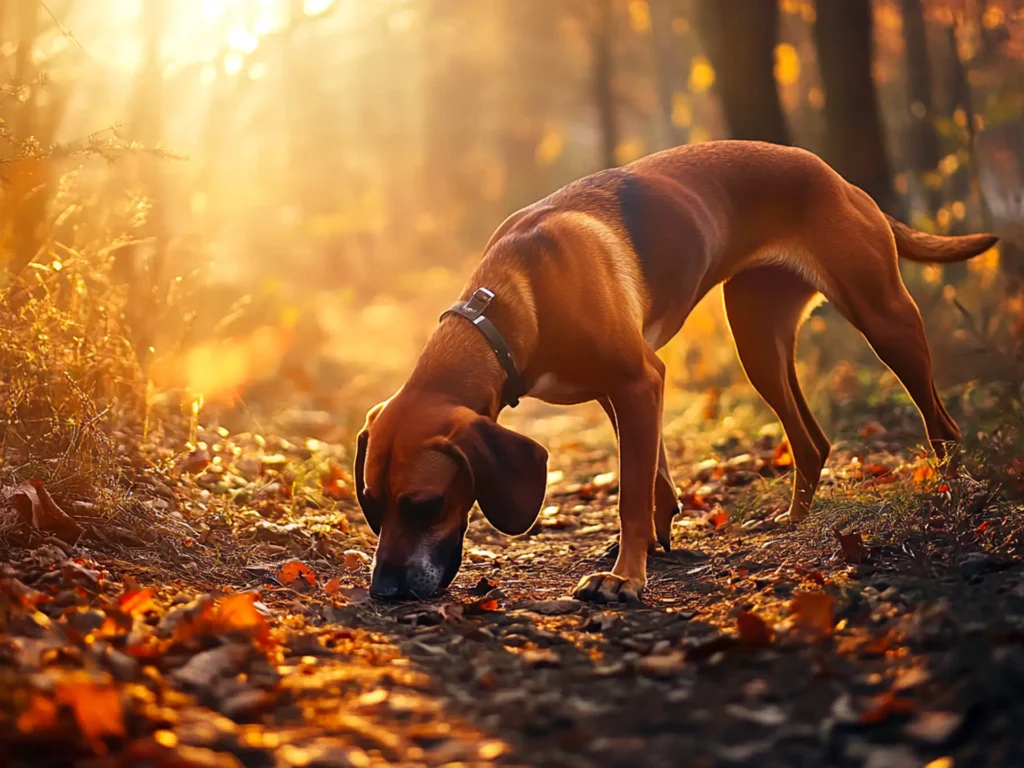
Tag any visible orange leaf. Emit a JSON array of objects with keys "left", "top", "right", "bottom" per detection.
[
  {"left": 118, "top": 588, "right": 154, "bottom": 615},
  {"left": 736, "top": 610, "right": 773, "bottom": 646},
  {"left": 215, "top": 592, "right": 271, "bottom": 645},
  {"left": 859, "top": 421, "right": 887, "bottom": 438},
  {"left": 324, "top": 576, "right": 341, "bottom": 596},
  {"left": 57, "top": 682, "right": 125, "bottom": 755},
  {"left": 858, "top": 690, "right": 916, "bottom": 725},
  {"left": 912, "top": 464, "right": 936, "bottom": 485},
  {"left": 708, "top": 510, "right": 729, "bottom": 529},
  {"left": 342, "top": 550, "right": 372, "bottom": 572},
  {"left": 789, "top": 591, "right": 834, "bottom": 640},
  {"left": 278, "top": 560, "right": 317, "bottom": 588},
  {"left": 320, "top": 460, "right": 354, "bottom": 500},
  {"left": 833, "top": 527, "right": 868, "bottom": 564},
  {"left": 16, "top": 694, "right": 56, "bottom": 733},
  {"left": 679, "top": 492, "right": 709, "bottom": 511},
  {"left": 772, "top": 440, "right": 793, "bottom": 468}
]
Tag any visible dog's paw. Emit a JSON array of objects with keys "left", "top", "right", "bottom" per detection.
[
  {"left": 776, "top": 505, "right": 809, "bottom": 524},
  {"left": 572, "top": 571, "right": 644, "bottom": 603}
]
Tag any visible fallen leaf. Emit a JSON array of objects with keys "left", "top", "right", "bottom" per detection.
[
  {"left": 859, "top": 690, "right": 916, "bottom": 725},
  {"left": 678, "top": 492, "right": 709, "bottom": 511},
  {"left": 521, "top": 648, "right": 560, "bottom": 667},
  {"left": 912, "top": 463, "right": 936, "bottom": 484},
  {"left": 833, "top": 526, "right": 868, "bottom": 564},
  {"left": 708, "top": 509, "right": 729, "bottom": 529},
  {"left": 215, "top": 592, "right": 272, "bottom": 645},
  {"left": 171, "top": 643, "right": 251, "bottom": 689},
  {"left": 182, "top": 449, "right": 211, "bottom": 474},
  {"left": 341, "top": 550, "right": 371, "bottom": 572},
  {"left": 320, "top": 460, "right": 354, "bottom": 500},
  {"left": 789, "top": 591, "right": 834, "bottom": 640},
  {"left": 906, "top": 711, "right": 964, "bottom": 744},
  {"left": 118, "top": 588, "right": 155, "bottom": 615},
  {"left": 4, "top": 480, "right": 83, "bottom": 543},
  {"left": 278, "top": 560, "right": 317, "bottom": 588},
  {"left": 16, "top": 694, "right": 56, "bottom": 733},
  {"left": 465, "top": 588, "right": 504, "bottom": 614},
  {"left": 772, "top": 440, "right": 793, "bottom": 468},
  {"left": 736, "top": 610, "right": 773, "bottom": 646},
  {"left": 519, "top": 598, "right": 582, "bottom": 616},
  {"left": 56, "top": 681, "right": 125, "bottom": 755},
  {"left": 336, "top": 585, "right": 370, "bottom": 604},
  {"left": 860, "top": 421, "right": 887, "bottom": 438},
  {"left": 324, "top": 576, "right": 341, "bottom": 596},
  {"left": 468, "top": 576, "right": 498, "bottom": 596},
  {"left": 724, "top": 703, "right": 787, "bottom": 726},
  {"left": 864, "top": 463, "right": 897, "bottom": 485},
  {"left": 636, "top": 651, "right": 686, "bottom": 676}
]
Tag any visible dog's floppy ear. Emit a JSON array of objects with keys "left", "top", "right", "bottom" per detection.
[
  {"left": 448, "top": 412, "right": 548, "bottom": 535},
  {"left": 354, "top": 400, "right": 388, "bottom": 535}
]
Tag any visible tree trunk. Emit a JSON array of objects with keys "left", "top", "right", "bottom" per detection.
[
  {"left": 693, "top": 0, "right": 790, "bottom": 145},
  {"left": 593, "top": 0, "right": 619, "bottom": 168},
  {"left": 649, "top": 0, "right": 685, "bottom": 148},
  {"left": 813, "top": 0, "right": 898, "bottom": 216},
  {"left": 899, "top": 0, "right": 942, "bottom": 216}
]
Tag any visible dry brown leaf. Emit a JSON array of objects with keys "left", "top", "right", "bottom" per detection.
[
  {"left": 341, "top": 550, "right": 372, "bottom": 572},
  {"left": 182, "top": 449, "right": 211, "bottom": 474},
  {"left": 279, "top": 560, "right": 317, "bottom": 588},
  {"left": 324, "top": 576, "right": 342, "bottom": 596},
  {"left": 335, "top": 585, "right": 371, "bottom": 604},
  {"left": 833, "top": 526, "right": 869, "bottom": 564},
  {"left": 859, "top": 421, "right": 887, "bottom": 438},
  {"left": 736, "top": 610, "right": 773, "bottom": 647},
  {"left": 789, "top": 591, "right": 834, "bottom": 640},
  {"left": 4, "top": 480, "right": 83, "bottom": 543}
]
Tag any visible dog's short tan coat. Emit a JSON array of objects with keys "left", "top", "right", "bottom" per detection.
[{"left": 356, "top": 141, "right": 998, "bottom": 602}]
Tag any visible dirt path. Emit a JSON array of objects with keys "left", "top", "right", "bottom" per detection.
[{"left": 3, "top": 396, "right": 1024, "bottom": 767}]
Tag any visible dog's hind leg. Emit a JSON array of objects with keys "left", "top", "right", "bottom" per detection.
[
  {"left": 723, "top": 267, "right": 830, "bottom": 522},
  {"left": 833, "top": 276, "right": 961, "bottom": 463},
  {"left": 816, "top": 202, "right": 962, "bottom": 464}
]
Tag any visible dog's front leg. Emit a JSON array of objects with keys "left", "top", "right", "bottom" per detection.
[{"left": 574, "top": 352, "right": 663, "bottom": 603}]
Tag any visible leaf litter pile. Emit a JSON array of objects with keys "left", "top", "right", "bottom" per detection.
[{"left": 3, "top": 390, "right": 1024, "bottom": 767}]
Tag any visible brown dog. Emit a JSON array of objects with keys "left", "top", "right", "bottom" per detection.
[{"left": 354, "top": 140, "right": 997, "bottom": 603}]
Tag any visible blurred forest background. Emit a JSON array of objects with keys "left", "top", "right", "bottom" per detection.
[{"left": 0, "top": 0, "right": 1022, "bottom": 450}]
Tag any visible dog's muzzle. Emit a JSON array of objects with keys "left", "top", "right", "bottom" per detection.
[{"left": 369, "top": 530, "right": 464, "bottom": 600}]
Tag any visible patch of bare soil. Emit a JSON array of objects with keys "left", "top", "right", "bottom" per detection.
[{"left": 2, "top": 396, "right": 1024, "bottom": 767}]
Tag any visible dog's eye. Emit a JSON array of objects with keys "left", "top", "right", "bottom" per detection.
[{"left": 398, "top": 494, "right": 445, "bottom": 520}]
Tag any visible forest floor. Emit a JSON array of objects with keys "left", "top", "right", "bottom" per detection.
[{"left": 2, "top": 383, "right": 1024, "bottom": 768}]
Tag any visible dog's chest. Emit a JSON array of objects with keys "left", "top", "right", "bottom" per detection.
[{"left": 527, "top": 373, "right": 590, "bottom": 404}]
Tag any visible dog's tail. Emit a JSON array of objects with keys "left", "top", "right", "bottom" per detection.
[{"left": 886, "top": 214, "right": 998, "bottom": 264}]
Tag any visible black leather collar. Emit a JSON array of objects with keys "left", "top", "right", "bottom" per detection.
[{"left": 439, "top": 287, "right": 526, "bottom": 408}]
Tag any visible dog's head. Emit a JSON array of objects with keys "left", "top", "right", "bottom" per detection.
[{"left": 354, "top": 391, "right": 548, "bottom": 599}]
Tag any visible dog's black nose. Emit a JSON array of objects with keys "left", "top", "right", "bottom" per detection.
[{"left": 369, "top": 562, "right": 412, "bottom": 600}]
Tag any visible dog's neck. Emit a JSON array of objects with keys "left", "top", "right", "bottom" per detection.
[{"left": 407, "top": 273, "right": 538, "bottom": 420}]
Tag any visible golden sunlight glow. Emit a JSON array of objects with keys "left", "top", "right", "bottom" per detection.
[{"left": 303, "top": 0, "right": 334, "bottom": 17}]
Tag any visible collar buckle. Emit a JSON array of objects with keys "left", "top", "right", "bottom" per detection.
[{"left": 440, "top": 287, "right": 526, "bottom": 409}]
